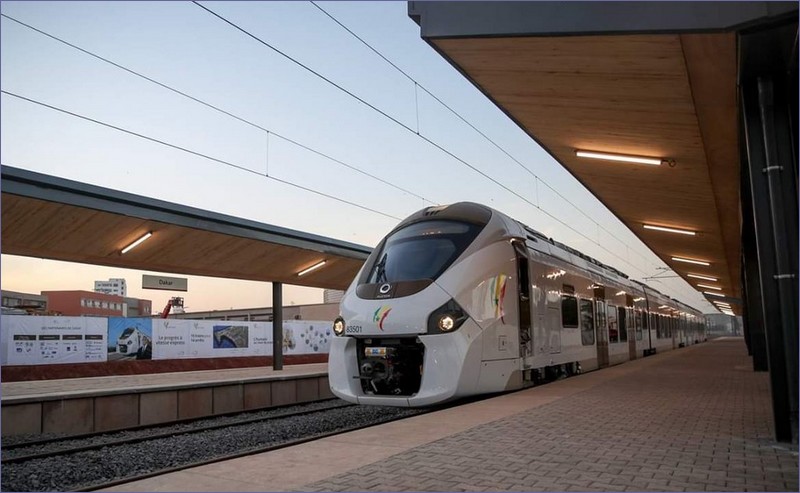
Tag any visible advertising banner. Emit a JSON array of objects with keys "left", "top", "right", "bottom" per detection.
[
  {"left": 151, "top": 319, "right": 190, "bottom": 360},
  {"left": 282, "top": 321, "right": 332, "bottom": 355},
  {"left": 3, "top": 316, "right": 107, "bottom": 365},
  {"left": 186, "top": 320, "right": 246, "bottom": 358},
  {"left": 151, "top": 320, "right": 270, "bottom": 359},
  {"left": 1, "top": 316, "right": 334, "bottom": 366},
  {"left": 108, "top": 318, "right": 153, "bottom": 360}
]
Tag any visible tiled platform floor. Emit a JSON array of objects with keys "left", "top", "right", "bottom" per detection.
[{"left": 105, "top": 338, "right": 798, "bottom": 492}]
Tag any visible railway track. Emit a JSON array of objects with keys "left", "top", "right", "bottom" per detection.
[{"left": 1, "top": 400, "right": 428, "bottom": 492}]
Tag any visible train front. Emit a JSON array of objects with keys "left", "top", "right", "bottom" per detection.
[{"left": 328, "top": 202, "right": 513, "bottom": 407}]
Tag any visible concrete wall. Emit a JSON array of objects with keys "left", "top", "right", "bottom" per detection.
[{"left": 1, "top": 375, "right": 334, "bottom": 437}]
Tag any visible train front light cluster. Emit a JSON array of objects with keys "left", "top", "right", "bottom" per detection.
[
  {"left": 333, "top": 317, "right": 345, "bottom": 336},
  {"left": 427, "top": 299, "right": 468, "bottom": 334},
  {"left": 438, "top": 315, "right": 455, "bottom": 331}
]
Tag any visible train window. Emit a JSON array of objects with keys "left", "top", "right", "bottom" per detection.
[
  {"left": 618, "top": 307, "right": 627, "bottom": 342},
  {"left": 596, "top": 300, "right": 607, "bottom": 331},
  {"left": 579, "top": 299, "right": 594, "bottom": 345},
  {"left": 561, "top": 295, "right": 579, "bottom": 328},
  {"left": 361, "top": 220, "right": 483, "bottom": 284},
  {"left": 607, "top": 304, "right": 619, "bottom": 343},
  {"left": 635, "top": 309, "right": 643, "bottom": 341}
]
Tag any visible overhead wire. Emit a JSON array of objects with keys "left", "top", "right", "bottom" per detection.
[
  {"left": 2, "top": 9, "right": 699, "bottom": 303},
  {"left": 0, "top": 13, "right": 432, "bottom": 206},
  {"left": 4, "top": 6, "right": 654, "bottom": 281},
  {"left": 309, "top": 1, "right": 708, "bottom": 306},
  {"left": 193, "top": 1, "right": 659, "bottom": 280},
  {"left": 0, "top": 90, "right": 402, "bottom": 222},
  {"left": 308, "top": 0, "right": 656, "bottom": 270}
]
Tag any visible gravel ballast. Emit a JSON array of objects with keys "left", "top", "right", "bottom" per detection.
[{"left": 1, "top": 401, "right": 423, "bottom": 492}]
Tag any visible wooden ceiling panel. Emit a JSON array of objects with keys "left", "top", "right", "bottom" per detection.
[
  {"left": 1, "top": 194, "right": 365, "bottom": 290},
  {"left": 434, "top": 32, "right": 740, "bottom": 310}
]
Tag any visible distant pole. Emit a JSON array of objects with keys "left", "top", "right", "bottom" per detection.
[{"left": 272, "top": 282, "right": 283, "bottom": 370}]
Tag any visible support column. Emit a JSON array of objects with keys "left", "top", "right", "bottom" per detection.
[
  {"left": 740, "top": 74, "right": 798, "bottom": 443},
  {"left": 272, "top": 282, "right": 283, "bottom": 371},
  {"left": 740, "top": 191, "right": 768, "bottom": 369}
]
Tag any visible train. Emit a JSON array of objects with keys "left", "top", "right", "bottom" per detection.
[
  {"left": 117, "top": 326, "right": 153, "bottom": 359},
  {"left": 328, "top": 202, "right": 705, "bottom": 406}
]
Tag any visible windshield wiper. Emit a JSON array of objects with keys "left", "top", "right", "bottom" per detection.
[{"left": 372, "top": 253, "right": 388, "bottom": 283}]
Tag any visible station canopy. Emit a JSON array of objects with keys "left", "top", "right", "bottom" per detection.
[
  {"left": 1, "top": 165, "right": 371, "bottom": 290},
  {"left": 410, "top": 1, "right": 798, "bottom": 314}
]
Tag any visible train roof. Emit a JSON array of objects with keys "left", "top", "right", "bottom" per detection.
[{"left": 411, "top": 203, "right": 702, "bottom": 315}]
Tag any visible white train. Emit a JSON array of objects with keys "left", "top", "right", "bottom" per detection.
[
  {"left": 117, "top": 326, "right": 152, "bottom": 359},
  {"left": 329, "top": 203, "right": 705, "bottom": 407}
]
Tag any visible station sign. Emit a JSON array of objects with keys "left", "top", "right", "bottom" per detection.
[{"left": 142, "top": 275, "right": 188, "bottom": 292}]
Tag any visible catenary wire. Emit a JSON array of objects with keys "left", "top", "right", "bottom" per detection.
[
  {"left": 0, "top": 13, "right": 432, "bottom": 206},
  {"left": 213, "top": 2, "right": 702, "bottom": 303},
  {"left": 0, "top": 9, "right": 637, "bottom": 278},
  {"left": 308, "top": 0, "right": 656, "bottom": 270},
  {"left": 3, "top": 10, "right": 694, "bottom": 301},
  {"left": 0, "top": 90, "right": 402, "bottom": 221},
  {"left": 192, "top": 1, "right": 657, "bottom": 279},
  {"left": 3, "top": 85, "right": 700, "bottom": 303},
  {"left": 5, "top": 7, "right": 652, "bottom": 282}
]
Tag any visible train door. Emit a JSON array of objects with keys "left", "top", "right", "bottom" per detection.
[
  {"left": 512, "top": 241, "right": 533, "bottom": 360},
  {"left": 627, "top": 307, "right": 637, "bottom": 360},
  {"left": 595, "top": 300, "right": 609, "bottom": 368},
  {"left": 546, "top": 304, "right": 562, "bottom": 354}
]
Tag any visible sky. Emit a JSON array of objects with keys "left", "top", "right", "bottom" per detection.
[{"left": 0, "top": 1, "right": 716, "bottom": 314}]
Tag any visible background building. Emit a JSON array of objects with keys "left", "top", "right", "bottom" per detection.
[
  {"left": 323, "top": 289, "right": 345, "bottom": 304},
  {"left": 172, "top": 302, "right": 338, "bottom": 322},
  {"left": 42, "top": 290, "right": 151, "bottom": 317},
  {"left": 1, "top": 290, "right": 48, "bottom": 314},
  {"left": 94, "top": 278, "right": 127, "bottom": 297}
]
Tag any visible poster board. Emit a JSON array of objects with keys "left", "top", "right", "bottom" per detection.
[
  {"left": 3, "top": 316, "right": 107, "bottom": 365},
  {"left": 1, "top": 316, "right": 333, "bottom": 365}
]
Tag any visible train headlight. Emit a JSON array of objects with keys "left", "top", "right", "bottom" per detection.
[
  {"left": 438, "top": 315, "right": 455, "bottom": 332},
  {"left": 333, "top": 317, "right": 345, "bottom": 336},
  {"left": 427, "top": 299, "right": 468, "bottom": 334}
]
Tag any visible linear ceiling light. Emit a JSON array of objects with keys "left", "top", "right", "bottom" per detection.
[
  {"left": 121, "top": 232, "right": 152, "bottom": 254},
  {"left": 297, "top": 260, "right": 327, "bottom": 277},
  {"left": 575, "top": 150, "right": 670, "bottom": 166},
  {"left": 687, "top": 273, "right": 718, "bottom": 281},
  {"left": 697, "top": 284, "right": 722, "bottom": 290},
  {"left": 643, "top": 224, "right": 696, "bottom": 236},
  {"left": 704, "top": 291, "right": 726, "bottom": 297},
  {"left": 672, "top": 257, "right": 710, "bottom": 266}
]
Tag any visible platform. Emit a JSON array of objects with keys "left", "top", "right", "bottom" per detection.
[
  {"left": 1, "top": 363, "right": 332, "bottom": 436},
  {"left": 103, "top": 338, "right": 798, "bottom": 492}
]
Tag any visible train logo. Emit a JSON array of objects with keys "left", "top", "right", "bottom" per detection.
[
  {"left": 372, "top": 305, "right": 392, "bottom": 330},
  {"left": 491, "top": 274, "right": 508, "bottom": 322}
]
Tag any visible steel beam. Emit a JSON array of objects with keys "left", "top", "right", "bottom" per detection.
[
  {"left": 272, "top": 282, "right": 283, "bottom": 371},
  {"left": 740, "top": 73, "right": 798, "bottom": 443}
]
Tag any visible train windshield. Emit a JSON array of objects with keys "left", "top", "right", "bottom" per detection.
[
  {"left": 119, "top": 328, "right": 135, "bottom": 338},
  {"left": 365, "top": 220, "right": 481, "bottom": 283}
]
